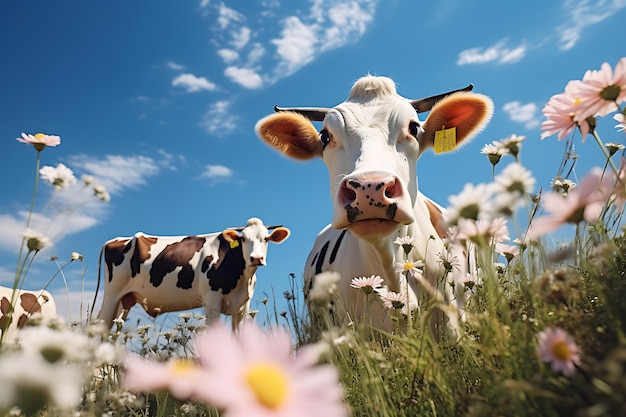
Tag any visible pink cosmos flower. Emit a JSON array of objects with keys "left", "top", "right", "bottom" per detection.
[
  {"left": 16, "top": 132, "right": 61, "bottom": 151},
  {"left": 541, "top": 92, "right": 591, "bottom": 141},
  {"left": 526, "top": 168, "right": 613, "bottom": 240},
  {"left": 536, "top": 327, "right": 581, "bottom": 376},
  {"left": 122, "top": 355, "right": 205, "bottom": 400},
  {"left": 377, "top": 289, "right": 406, "bottom": 310},
  {"left": 456, "top": 217, "right": 510, "bottom": 246},
  {"left": 615, "top": 113, "right": 626, "bottom": 132},
  {"left": 193, "top": 321, "right": 347, "bottom": 417},
  {"left": 495, "top": 243, "right": 520, "bottom": 263},
  {"left": 566, "top": 57, "right": 626, "bottom": 119},
  {"left": 350, "top": 275, "right": 384, "bottom": 295}
]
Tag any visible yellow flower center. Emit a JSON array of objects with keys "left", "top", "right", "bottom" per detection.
[
  {"left": 551, "top": 340, "right": 572, "bottom": 361},
  {"left": 573, "top": 97, "right": 582, "bottom": 106},
  {"left": 170, "top": 358, "right": 197, "bottom": 375},
  {"left": 403, "top": 261, "right": 415, "bottom": 270},
  {"left": 34, "top": 133, "right": 46, "bottom": 139},
  {"left": 245, "top": 362, "right": 289, "bottom": 409}
]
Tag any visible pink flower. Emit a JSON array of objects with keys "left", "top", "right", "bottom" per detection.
[
  {"left": 536, "top": 327, "right": 581, "bottom": 376},
  {"left": 194, "top": 321, "right": 347, "bottom": 417},
  {"left": 526, "top": 168, "right": 613, "bottom": 240},
  {"left": 495, "top": 243, "right": 520, "bottom": 263},
  {"left": 541, "top": 92, "right": 591, "bottom": 141},
  {"left": 377, "top": 289, "right": 406, "bottom": 310},
  {"left": 394, "top": 259, "right": 424, "bottom": 278},
  {"left": 566, "top": 57, "right": 626, "bottom": 119},
  {"left": 16, "top": 132, "right": 61, "bottom": 151},
  {"left": 615, "top": 113, "right": 626, "bottom": 132},
  {"left": 350, "top": 275, "right": 384, "bottom": 295},
  {"left": 122, "top": 355, "right": 204, "bottom": 400},
  {"left": 456, "top": 217, "right": 510, "bottom": 246}
]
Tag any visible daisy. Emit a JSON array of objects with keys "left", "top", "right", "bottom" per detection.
[
  {"left": 378, "top": 290, "right": 406, "bottom": 311},
  {"left": 615, "top": 113, "right": 626, "bottom": 132},
  {"left": 493, "top": 134, "right": 525, "bottom": 160},
  {"left": 493, "top": 163, "right": 535, "bottom": 196},
  {"left": 22, "top": 229, "right": 51, "bottom": 252},
  {"left": 460, "top": 272, "right": 481, "bottom": 293},
  {"left": 194, "top": 321, "right": 347, "bottom": 417},
  {"left": 16, "top": 132, "right": 61, "bottom": 151},
  {"left": 551, "top": 177, "right": 577, "bottom": 195},
  {"left": 541, "top": 92, "right": 591, "bottom": 141},
  {"left": 393, "top": 235, "right": 415, "bottom": 255},
  {"left": 93, "top": 184, "right": 111, "bottom": 202},
  {"left": 480, "top": 143, "right": 509, "bottom": 167},
  {"left": 445, "top": 182, "right": 494, "bottom": 226},
  {"left": 308, "top": 272, "right": 341, "bottom": 303},
  {"left": 39, "top": 163, "right": 77, "bottom": 191},
  {"left": 456, "top": 217, "right": 509, "bottom": 246},
  {"left": 495, "top": 242, "right": 520, "bottom": 263},
  {"left": 350, "top": 275, "right": 384, "bottom": 295},
  {"left": 17, "top": 326, "right": 91, "bottom": 363},
  {"left": 526, "top": 168, "right": 613, "bottom": 240},
  {"left": 536, "top": 327, "right": 581, "bottom": 376},
  {"left": 566, "top": 57, "right": 626, "bottom": 119},
  {"left": 605, "top": 142, "right": 625, "bottom": 157},
  {"left": 394, "top": 259, "right": 424, "bottom": 278},
  {"left": 438, "top": 248, "right": 461, "bottom": 275}
]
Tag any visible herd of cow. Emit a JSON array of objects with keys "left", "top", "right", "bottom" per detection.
[{"left": 1, "top": 75, "right": 493, "bottom": 343}]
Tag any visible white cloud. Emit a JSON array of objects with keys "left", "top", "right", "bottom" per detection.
[
  {"left": 271, "top": 16, "right": 319, "bottom": 76},
  {"left": 457, "top": 39, "right": 526, "bottom": 65},
  {"left": 165, "top": 61, "right": 185, "bottom": 71},
  {"left": 247, "top": 43, "right": 265, "bottom": 64},
  {"left": 201, "top": 100, "right": 238, "bottom": 136},
  {"left": 172, "top": 73, "right": 217, "bottom": 93},
  {"left": 502, "top": 101, "right": 541, "bottom": 130},
  {"left": 557, "top": 0, "right": 626, "bottom": 50},
  {"left": 218, "top": 48, "right": 240, "bottom": 64},
  {"left": 231, "top": 26, "right": 251, "bottom": 50},
  {"left": 199, "top": 164, "right": 234, "bottom": 185},
  {"left": 216, "top": 3, "right": 244, "bottom": 30},
  {"left": 224, "top": 67, "right": 264, "bottom": 89}
]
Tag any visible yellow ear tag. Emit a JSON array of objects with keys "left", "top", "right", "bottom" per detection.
[
  {"left": 434, "top": 126, "right": 457, "bottom": 154},
  {"left": 229, "top": 240, "right": 240, "bottom": 249}
]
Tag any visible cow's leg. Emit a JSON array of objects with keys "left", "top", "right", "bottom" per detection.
[
  {"left": 231, "top": 299, "right": 251, "bottom": 332},
  {"left": 97, "top": 295, "right": 121, "bottom": 330},
  {"left": 203, "top": 295, "right": 221, "bottom": 326}
]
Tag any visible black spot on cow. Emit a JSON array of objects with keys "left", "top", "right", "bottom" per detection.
[
  {"left": 386, "top": 203, "right": 398, "bottom": 220},
  {"left": 104, "top": 238, "right": 133, "bottom": 282},
  {"left": 205, "top": 235, "right": 245, "bottom": 294},
  {"left": 150, "top": 236, "right": 206, "bottom": 289},
  {"left": 348, "top": 179, "right": 361, "bottom": 190},
  {"left": 345, "top": 204, "right": 362, "bottom": 223},
  {"left": 329, "top": 230, "right": 347, "bottom": 265},
  {"left": 201, "top": 255, "right": 214, "bottom": 273},
  {"left": 131, "top": 235, "right": 158, "bottom": 278},
  {"left": 315, "top": 240, "right": 330, "bottom": 275},
  {"left": 309, "top": 251, "right": 319, "bottom": 267}
]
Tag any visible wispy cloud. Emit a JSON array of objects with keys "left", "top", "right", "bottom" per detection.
[
  {"left": 0, "top": 154, "right": 177, "bottom": 255},
  {"left": 502, "top": 101, "right": 541, "bottom": 130},
  {"left": 200, "top": 100, "right": 238, "bottom": 136},
  {"left": 202, "top": 0, "right": 379, "bottom": 88},
  {"left": 165, "top": 61, "right": 185, "bottom": 71},
  {"left": 199, "top": 164, "right": 234, "bottom": 185},
  {"left": 172, "top": 73, "right": 217, "bottom": 93},
  {"left": 557, "top": 0, "right": 626, "bottom": 50},
  {"left": 457, "top": 39, "right": 526, "bottom": 66}
]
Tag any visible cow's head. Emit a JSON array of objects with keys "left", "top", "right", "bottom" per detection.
[
  {"left": 256, "top": 76, "right": 493, "bottom": 241},
  {"left": 222, "top": 218, "right": 291, "bottom": 267}
]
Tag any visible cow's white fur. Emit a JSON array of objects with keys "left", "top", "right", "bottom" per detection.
[
  {"left": 96, "top": 218, "right": 290, "bottom": 330},
  {"left": 256, "top": 75, "right": 492, "bottom": 337},
  {"left": 0, "top": 286, "right": 58, "bottom": 343}
]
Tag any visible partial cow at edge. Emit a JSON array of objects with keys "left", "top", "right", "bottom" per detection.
[
  {"left": 256, "top": 75, "right": 493, "bottom": 339},
  {"left": 95, "top": 218, "right": 290, "bottom": 331},
  {"left": 0, "top": 286, "right": 58, "bottom": 343}
]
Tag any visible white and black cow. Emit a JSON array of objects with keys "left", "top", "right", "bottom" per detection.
[
  {"left": 95, "top": 218, "right": 290, "bottom": 330},
  {"left": 0, "top": 286, "right": 58, "bottom": 343},
  {"left": 256, "top": 75, "right": 492, "bottom": 337}
]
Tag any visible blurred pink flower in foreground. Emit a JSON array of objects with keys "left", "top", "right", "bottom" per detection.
[
  {"left": 123, "top": 356, "right": 203, "bottom": 400},
  {"left": 526, "top": 168, "right": 613, "bottom": 240},
  {"left": 536, "top": 327, "right": 581, "bottom": 376},
  {"left": 195, "top": 321, "right": 346, "bottom": 417},
  {"left": 16, "top": 132, "right": 61, "bottom": 151}
]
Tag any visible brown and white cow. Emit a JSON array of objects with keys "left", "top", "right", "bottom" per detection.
[
  {"left": 256, "top": 75, "right": 492, "bottom": 337},
  {"left": 95, "top": 218, "right": 290, "bottom": 330},
  {"left": 0, "top": 286, "right": 58, "bottom": 343}
]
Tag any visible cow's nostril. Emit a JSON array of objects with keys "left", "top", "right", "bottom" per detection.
[
  {"left": 384, "top": 179, "right": 401, "bottom": 199},
  {"left": 339, "top": 182, "right": 358, "bottom": 206}
]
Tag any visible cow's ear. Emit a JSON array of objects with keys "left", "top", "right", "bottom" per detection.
[
  {"left": 267, "top": 227, "right": 291, "bottom": 243},
  {"left": 221, "top": 229, "right": 240, "bottom": 243},
  {"left": 421, "top": 92, "right": 493, "bottom": 152},
  {"left": 255, "top": 112, "right": 323, "bottom": 160}
]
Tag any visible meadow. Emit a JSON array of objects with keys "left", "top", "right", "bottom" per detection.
[{"left": 0, "top": 59, "right": 625, "bottom": 417}]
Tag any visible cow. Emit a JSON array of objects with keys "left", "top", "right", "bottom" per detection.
[
  {"left": 0, "top": 286, "right": 58, "bottom": 343},
  {"left": 95, "top": 218, "right": 290, "bottom": 330},
  {"left": 255, "top": 75, "right": 492, "bottom": 338}
]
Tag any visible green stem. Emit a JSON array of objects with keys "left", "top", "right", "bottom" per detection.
[{"left": 591, "top": 130, "right": 619, "bottom": 177}]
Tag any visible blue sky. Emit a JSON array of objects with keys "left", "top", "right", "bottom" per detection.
[{"left": 1, "top": 0, "right": 625, "bottom": 326}]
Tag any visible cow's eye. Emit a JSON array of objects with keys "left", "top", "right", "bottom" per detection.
[
  {"left": 409, "top": 121, "right": 421, "bottom": 138},
  {"left": 320, "top": 129, "right": 331, "bottom": 149}
]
